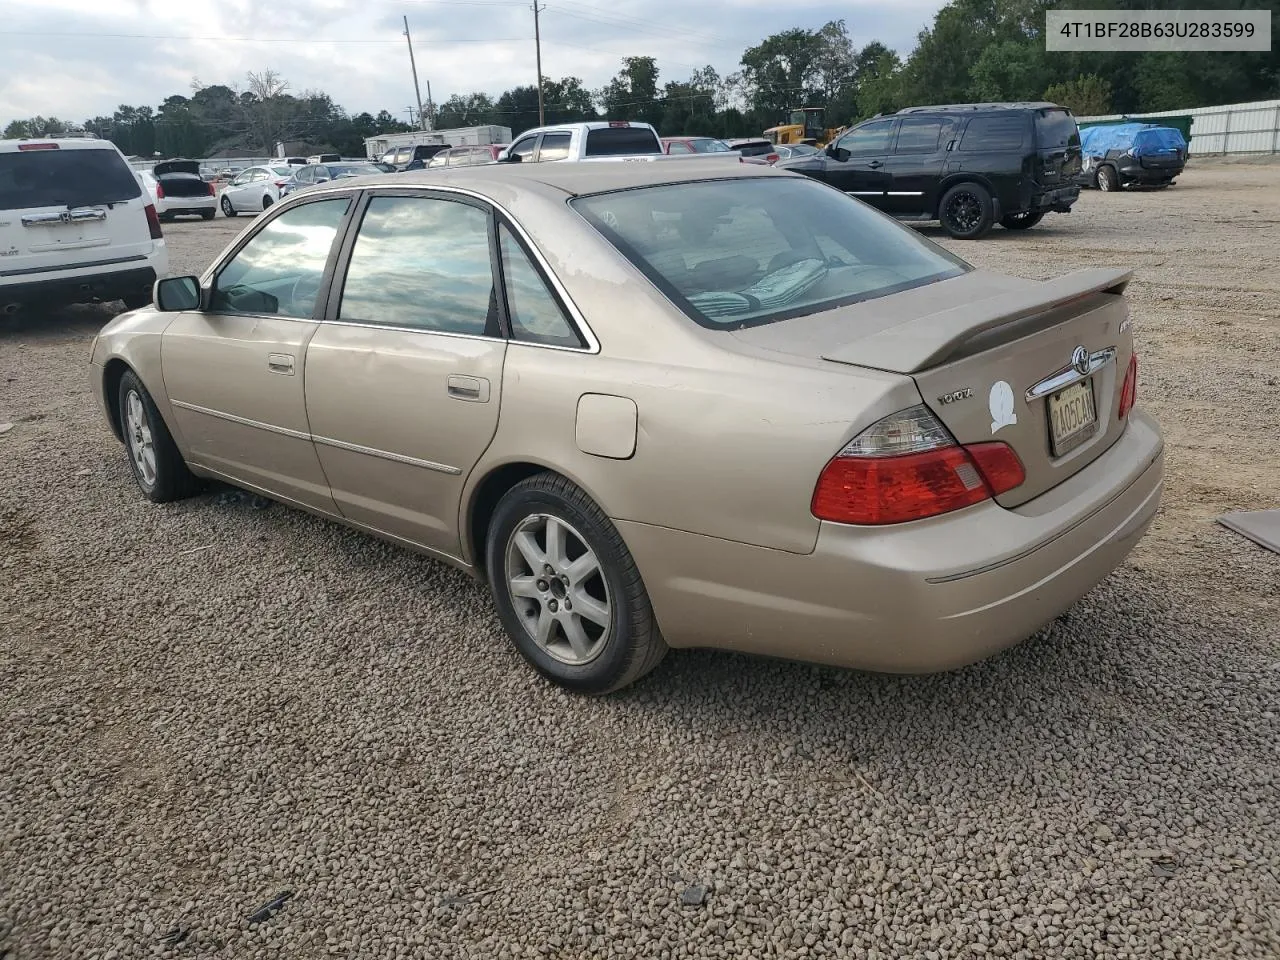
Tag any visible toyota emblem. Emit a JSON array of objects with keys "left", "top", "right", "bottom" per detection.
[{"left": 1071, "top": 345, "right": 1090, "bottom": 376}]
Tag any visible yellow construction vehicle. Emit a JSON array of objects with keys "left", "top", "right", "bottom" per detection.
[{"left": 763, "top": 107, "right": 845, "bottom": 148}]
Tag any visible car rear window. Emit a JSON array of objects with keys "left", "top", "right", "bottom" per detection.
[
  {"left": 1035, "top": 109, "right": 1081, "bottom": 149},
  {"left": 959, "top": 115, "right": 1027, "bottom": 152},
  {"left": 571, "top": 177, "right": 969, "bottom": 330},
  {"left": 583, "top": 127, "right": 662, "bottom": 156},
  {"left": 734, "top": 141, "right": 774, "bottom": 157},
  {"left": 0, "top": 147, "right": 142, "bottom": 211}
]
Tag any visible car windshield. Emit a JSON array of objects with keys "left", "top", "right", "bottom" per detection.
[
  {"left": 0, "top": 148, "right": 142, "bottom": 211},
  {"left": 691, "top": 139, "right": 731, "bottom": 154},
  {"left": 572, "top": 177, "right": 969, "bottom": 329}
]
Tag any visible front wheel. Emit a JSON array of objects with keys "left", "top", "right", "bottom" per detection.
[
  {"left": 221, "top": 195, "right": 237, "bottom": 217},
  {"left": 1000, "top": 210, "right": 1044, "bottom": 230},
  {"left": 485, "top": 473, "right": 667, "bottom": 694},
  {"left": 117, "top": 370, "right": 202, "bottom": 503},
  {"left": 938, "top": 182, "right": 995, "bottom": 239},
  {"left": 1096, "top": 165, "right": 1118, "bottom": 192}
]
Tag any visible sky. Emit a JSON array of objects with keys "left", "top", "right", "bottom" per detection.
[{"left": 0, "top": 0, "right": 945, "bottom": 125}]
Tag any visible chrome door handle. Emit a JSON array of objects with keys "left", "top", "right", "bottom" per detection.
[
  {"left": 447, "top": 375, "right": 490, "bottom": 402},
  {"left": 867, "top": 160, "right": 884, "bottom": 168},
  {"left": 268, "top": 353, "right": 295, "bottom": 375}
]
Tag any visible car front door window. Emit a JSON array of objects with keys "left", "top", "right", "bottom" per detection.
[
  {"left": 838, "top": 120, "right": 895, "bottom": 156},
  {"left": 509, "top": 137, "right": 537, "bottom": 162},
  {"left": 211, "top": 198, "right": 350, "bottom": 318}
]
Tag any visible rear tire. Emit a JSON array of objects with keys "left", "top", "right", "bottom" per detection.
[
  {"left": 221, "top": 196, "right": 237, "bottom": 217},
  {"left": 485, "top": 473, "right": 667, "bottom": 695},
  {"left": 201, "top": 209, "right": 216, "bottom": 220},
  {"left": 262, "top": 196, "right": 273, "bottom": 211},
  {"left": 1096, "top": 165, "right": 1118, "bottom": 192},
  {"left": 1000, "top": 210, "right": 1045, "bottom": 230},
  {"left": 116, "top": 369, "right": 202, "bottom": 503},
  {"left": 938, "top": 182, "right": 995, "bottom": 239}
]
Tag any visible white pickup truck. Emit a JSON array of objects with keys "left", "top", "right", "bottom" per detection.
[{"left": 497, "top": 121, "right": 744, "bottom": 164}]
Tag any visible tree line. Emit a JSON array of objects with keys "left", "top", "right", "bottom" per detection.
[{"left": 4, "top": 0, "right": 1277, "bottom": 157}]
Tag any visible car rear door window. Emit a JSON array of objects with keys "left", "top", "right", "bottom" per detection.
[
  {"left": 498, "top": 225, "right": 582, "bottom": 348},
  {"left": 337, "top": 195, "right": 498, "bottom": 336},
  {"left": 537, "top": 133, "right": 572, "bottom": 161},
  {"left": 960, "top": 115, "right": 1027, "bottom": 151},
  {"left": 894, "top": 118, "right": 945, "bottom": 154},
  {"left": 667, "top": 142, "right": 692, "bottom": 154},
  {"left": 211, "top": 198, "right": 350, "bottom": 318},
  {"left": 0, "top": 147, "right": 141, "bottom": 211}
]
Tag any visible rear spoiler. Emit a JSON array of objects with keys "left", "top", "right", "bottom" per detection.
[{"left": 822, "top": 267, "right": 1133, "bottom": 374}]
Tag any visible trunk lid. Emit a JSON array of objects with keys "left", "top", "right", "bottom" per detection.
[
  {"left": 1033, "top": 107, "right": 1082, "bottom": 186},
  {"left": 153, "top": 158, "right": 201, "bottom": 177},
  {"left": 730, "top": 267, "right": 1136, "bottom": 508}
]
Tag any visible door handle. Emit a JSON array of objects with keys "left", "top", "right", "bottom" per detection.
[
  {"left": 268, "top": 353, "right": 295, "bottom": 375},
  {"left": 867, "top": 160, "right": 884, "bottom": 168},
  {"left": 447, "top": 375, "right": 490, "bottom": 402}
]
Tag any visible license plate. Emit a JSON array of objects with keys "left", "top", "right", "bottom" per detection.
[{"left": 1047, "top": 378, "right": 1097, "bottom": 456}]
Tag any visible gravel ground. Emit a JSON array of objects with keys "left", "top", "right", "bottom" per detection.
[{"left": 1, "top": 163, "right": 1277, "bottom": 960}]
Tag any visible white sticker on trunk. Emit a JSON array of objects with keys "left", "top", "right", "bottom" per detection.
[{"left": 989, "top": 381, "right": 1018, "bottom": 434}]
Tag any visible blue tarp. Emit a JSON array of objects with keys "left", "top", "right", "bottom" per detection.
[{"left": 1080, "top": 123, "right": 1187, "bottom": 157}]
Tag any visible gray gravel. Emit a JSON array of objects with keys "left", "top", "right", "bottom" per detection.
[{"left": 2, "top": 165, "right": 1278, "bottom": 960}]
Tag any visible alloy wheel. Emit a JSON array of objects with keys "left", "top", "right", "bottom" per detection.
[
  {"left": 124, "top": 389, "right": 157, "bottom": 488},
  {"left": 504, "top": 513, "right": 612, "bottom": 666},
  {"left": 945, "top": 190, "right": 983, "bottom": 233}
]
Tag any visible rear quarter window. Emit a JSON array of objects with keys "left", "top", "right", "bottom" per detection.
[
  {"left": 584, "top": 127, "right": 662, "bottom": 156},
  {"left": 959, "top": 115, "right": 1028, "bottom": 152},
  {"left": 0, "top": 147, "right": 142, "bottom": 211},
  {"left": 1035, "top": 109, "right": 1081, "bottom": 149}
]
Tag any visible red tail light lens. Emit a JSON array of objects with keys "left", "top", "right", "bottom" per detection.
[
  {"left": 144, "top": 203, "right": 163, "bottom": 239},
  {"left": 154, "top": 181, "right": 165, "bottom": 199},
  {"left": 811, "top": 406, "right": 1025, "bottom": 525},
  {"left": 766, "top": 153, "right": 780, "bottom": 164},
  {"left": 17, "top": 142, "right": 59, "bottom": 151},
  {"left": 1118, "top": 353, "right": 1138, "bottom": 419},
  {"left": 207, "top": 181, "right": 216, "bottom": 196}
]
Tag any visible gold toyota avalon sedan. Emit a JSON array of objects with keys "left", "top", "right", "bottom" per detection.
[{"left": 90, "top": 161, "right": 1164, "bottom": 693}]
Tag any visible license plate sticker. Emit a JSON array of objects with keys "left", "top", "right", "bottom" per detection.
[{"left": 1047, "top": 378, "right": 1098, "bottom": 456}]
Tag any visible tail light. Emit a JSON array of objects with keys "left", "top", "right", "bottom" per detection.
[
  {"left": 154, "top": 181, "right": 165, "bottom": 199},
  {"left": 1118, "top": 353, "right": 1138, "bottom": 419},
  {"left": 144, "top": 203, "right": 163, "bottom": 239},
  {"left": 17, "top": 142, "right": 59, "bottom": 151},
  {"left": 207, "top": 181, "right": 216, "bottom": 196},
  {"left": 766, "top": 153, "right": 780, "bottom": 164},
  {"left": 811, "top": 405, "right": 1025, "bottom": 525},
  {"left": 274, "top": 179, "right": 289, "bottom": 187}
]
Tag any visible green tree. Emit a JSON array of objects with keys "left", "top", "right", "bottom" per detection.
[
  {"left": 599, "top": 57, "right": 662, "bottom": 126},
  {"left": 1044, "top": 74, "right": 1113, "bottom": 117}
]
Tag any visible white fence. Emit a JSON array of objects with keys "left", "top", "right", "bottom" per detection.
[{"left": 1079, "top": 99, "right": 1280, "bottom": 156}]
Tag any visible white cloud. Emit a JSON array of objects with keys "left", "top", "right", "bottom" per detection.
[{"left": 0, "top": 0, "right": 943, "bottom": 122}]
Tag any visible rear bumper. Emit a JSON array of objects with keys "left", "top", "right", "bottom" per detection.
[
  {"left": 0, "top": 260, "right": 162, "bottom": 308},
  {"left": 1119, "top": 160, "right": 1184, "bottom": 183},
  {"left": 619, "top": 410, "right": 1164, "bottom": 673},
  {"left": 1029, "top": 184, "right": 1079, "bottom": 213},
  {"left": 157, "top": 195, "right": 216, "bottom": 215}
]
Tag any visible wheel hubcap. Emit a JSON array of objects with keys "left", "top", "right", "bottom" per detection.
[
  {"left": 505, "top": 514, "right": 611, "bottom": 666},
  {"left": 946, "top": 192, "right": 982, "bottom": 231},
  {"left": 124, "top": 389, "right": 157, "bottom": 487}
]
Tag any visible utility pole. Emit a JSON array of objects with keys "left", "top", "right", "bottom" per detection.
[
  {"left": 531, "top": 2, "right": 546, "bottom": 126},
  {"left": 403, "top": 16, "right": 427, "bottom": 131},
  {"left": 425, "top": 79, "right": 434, "bottom": 131}
]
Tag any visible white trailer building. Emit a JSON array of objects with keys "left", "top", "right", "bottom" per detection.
[{"left": 363, "top": 125, "right": 513, "bottom": 160}]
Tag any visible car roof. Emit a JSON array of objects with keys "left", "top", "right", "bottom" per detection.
[
  {"left": 0, "top": 137, "right": 117, "bottom": 152},
  {"left": 894, "top": 102, "right": 1061, "bottom": 114},
  {"left": 303, "top": 159, "right": 784, "bottom": 201}
]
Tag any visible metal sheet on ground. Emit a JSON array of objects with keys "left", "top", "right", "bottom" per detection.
[{"left": 1218, "top": 510, "right": 1280, "bottom": 555}]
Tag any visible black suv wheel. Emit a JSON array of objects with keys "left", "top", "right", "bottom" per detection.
[{"left": 939, "top": 183, "right": 995, "bottom": 239}]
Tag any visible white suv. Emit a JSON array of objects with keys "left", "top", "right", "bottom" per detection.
[{"left": 0, "top": 137, "right": 168, "bottom": 313}]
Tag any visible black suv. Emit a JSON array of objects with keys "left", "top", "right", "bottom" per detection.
[{"left": 778, "top": 102, "right": 1082, "bottom": 239}]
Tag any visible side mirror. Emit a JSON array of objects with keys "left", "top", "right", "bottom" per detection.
[
  {"left": 154, "top": 276, "right": 201, "bottom": 312},
  {"left": 833, "top": 147, "right": 851, "bottom": 162},
  {"left": 315, "top": 176, "right": 330, "bottom": 184},
  {"left": 499, "top": 152, "right": 521, "bottom": 163}
]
